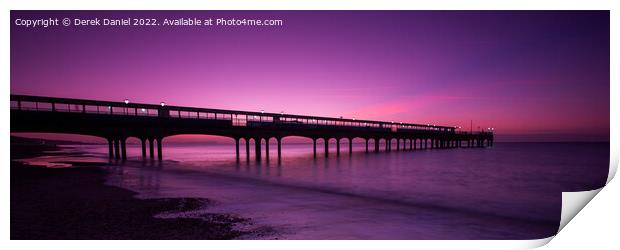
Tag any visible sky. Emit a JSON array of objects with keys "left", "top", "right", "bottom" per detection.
[{"left": 10, "top": 11, "right": 610, "bottom": 142}]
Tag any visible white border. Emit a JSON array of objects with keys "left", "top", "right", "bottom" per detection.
[{"left": 2, "top": 1, "right": 618, "bottom": 250}]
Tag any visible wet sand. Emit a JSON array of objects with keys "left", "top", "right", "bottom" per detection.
[{"left": 10, "top": 138, "right": 250, "bottom": 240}]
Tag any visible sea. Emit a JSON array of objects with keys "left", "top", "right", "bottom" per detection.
[{"left": 21, "top": 141, "right": 609, "bottom": 240}]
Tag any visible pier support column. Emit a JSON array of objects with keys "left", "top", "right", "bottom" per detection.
[
  {"left": 336, "top": 138, "right": 341, "bottom": 156},
  {"left": 141, "top": 139, "right": 146, "bottom": 158},
  {"left": 413, "top": 139, "right": 417, "bottom": 150},
  {"left": 108, "top": 139, "right": 114, "bottom": 159},
  {"left": 246, "top": 138, "right": 250, "bottom": 161},
  {"left": 385, "top": 139, "right": 389, "bottom": 152},
  {"left": 313, "top": 138, "right": 317, "bottom": 158},
  {"left": 235, "top": 138, "right": 240, "bottom": 161},
  {"left": 156, "top": 138, "right": 163, "bottom": 160},
  {"left": 375, "top": 139, "right": 379, "bottom": 152},
  {"left": 409, "top": 139, "right": 413, "bottom": 150},
  {"left": 277, "top": 138, "right": 282, "bottom": 160},
  {"left": 424, "top": 139, "right": 427, "bottom": 149},
  {"left": 324, "top": 138, "right": 329, "bottom": 157},
  {"left": 255, "top": 138, "right": 261, "bottom": 161},
  {"left": 114, "top": 139, "right": 120, "bottom": 159},
  {"left": 365, "top": 139, "right": 369, "bottom": 153},
  {"left": 349, "top": 138, "right": 353, "bottom": 155},
  {"left": 149, "top": 138, "right": 154, "bottom": 159},
  {"left": 397, "top": 139, "right": 400, "bottom": 151},
  {"left": 121, "top": 138, "right": 127, "bottom": 160},
  {"left": 265, "top": 138, "right": 270, "bottom": 160}
]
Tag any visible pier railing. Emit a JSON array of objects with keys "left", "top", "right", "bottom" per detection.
[{"left": 10, "top": 94, "right": 476, "bottom": 134}]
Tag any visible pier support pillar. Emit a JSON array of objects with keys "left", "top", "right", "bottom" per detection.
[
  {"left": 336, "top": 138, "right": 341, "bottom": 156},
  {"left": 397, "top": 139, "right": 400, "bottom": 151},
  {"left": 246, "top": 138, "right": 250, "bottom": 161},
  {"left": 121, "top": 138, "right": 127, "bottom": 160},
  {"left": 235, "top": 138, "right": 240, "bottom": 161},
  {"left": 265, "top": 138, "right": 270, "bottom": 160},
  {"left": 324, "top": 138, "right": 329, "bottom": 157},
  {"left": 313, "top": 139, "right": 317, "bottom": 158},
  {"left": 114, "top": 139, "right": 120, "bottom": 160},
  {"left": 141, "top": 139, "right": 147, "bottom": 158},
  {"left": 365, "top": 139, "right": 369, "bottom": 153},
  {"left": 375, "top": 139, "right": 380, "bottom": 152},
  {"left": 255, "top": 138, "right": 261, "bottom": 161},
  {"left": 149, "top": 138, "right": 154, "bottom": 159},
  {"left": 349, "top": 139, "right": 353, "bottom": 155},
  {"left": 156, "top": 138, "right": 162, "bottom": 160},
  {"left": 277, "top": 138, "right": 282, "bottom": 160},
  {"left": 108, "top": 139, "right": 114, "bottom": 159},
  {"left": 385, "top": 139, "right": 389, "bottom": 152}
]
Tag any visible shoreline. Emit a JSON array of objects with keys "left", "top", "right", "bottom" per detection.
[{"left": 10, "top": 139, "right": 254, "bottom": 240}]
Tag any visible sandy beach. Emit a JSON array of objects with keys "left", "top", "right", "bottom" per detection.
[{"left": 10, "top": 137, "right": 250, "bottom": 240}]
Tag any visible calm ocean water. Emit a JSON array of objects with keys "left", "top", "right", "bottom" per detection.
[{"left": 28, "top": 142, "right": 609, "bottom": 239}]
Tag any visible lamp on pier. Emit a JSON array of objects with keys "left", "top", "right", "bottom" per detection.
[
  {"left": 124, "top": 99, "right": 129, "bottom": 104},
  {"left": 160, "top": 102, "right": 166, "bottom": 107}
]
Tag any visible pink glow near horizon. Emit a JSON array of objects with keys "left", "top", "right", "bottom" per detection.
[{"left": 10, "top": 11, "right": 609, "bottom": 142}]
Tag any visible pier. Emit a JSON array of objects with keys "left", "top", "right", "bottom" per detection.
[{"left": 10, "top": 94, "right": 494, "bottom": 161}]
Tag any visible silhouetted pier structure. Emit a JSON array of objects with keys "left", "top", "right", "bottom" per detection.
[{"left": 11, "top": 95, "right": 494, "bottom": 161}]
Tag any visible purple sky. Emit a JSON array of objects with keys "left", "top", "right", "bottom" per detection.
[{"left": 11, "top": 11, "right": 609, "bottom": 142}]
